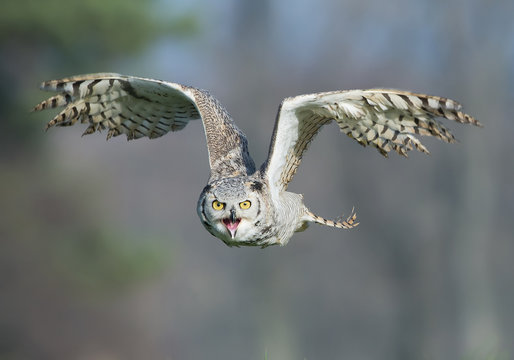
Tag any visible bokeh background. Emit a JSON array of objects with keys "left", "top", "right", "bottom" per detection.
[{"left": 1, "top": 0, "right": 513, "bottom": 359}]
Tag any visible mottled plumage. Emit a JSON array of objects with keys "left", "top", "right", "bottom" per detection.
[{"left": 33, "top": 73, "right": 481, "bottom": 247}]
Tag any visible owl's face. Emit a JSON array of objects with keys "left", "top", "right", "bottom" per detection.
[{"left": 197, "top": 178, "right": 269, "bottom": 246}]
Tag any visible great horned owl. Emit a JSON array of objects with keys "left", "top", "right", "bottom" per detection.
[{"left": 33, "top": 73, "right": 481, "bottom": 247}]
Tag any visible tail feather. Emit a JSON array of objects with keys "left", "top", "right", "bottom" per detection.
[{"left": 305, "top": 207, "right": 359, "bottom": 229}]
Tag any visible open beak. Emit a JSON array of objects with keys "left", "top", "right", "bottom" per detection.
[{"left": 223, "top": 208, "right": 240, "bottom": 238}]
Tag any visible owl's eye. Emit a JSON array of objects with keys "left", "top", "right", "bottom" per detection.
[
  {"left": 239, "top": 200, "right": 251, "bottom": 210},
  {"left": 212, "top": 200, "right": 225, "bottom": 210}
]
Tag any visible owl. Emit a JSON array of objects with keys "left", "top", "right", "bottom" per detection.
[{"left": 33, "top": 73, "right": 481, "bottom": 247}]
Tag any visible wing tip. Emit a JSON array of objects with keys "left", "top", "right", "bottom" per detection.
[{"left": 38, "top": 72, "right": 123, "bottom": 91}]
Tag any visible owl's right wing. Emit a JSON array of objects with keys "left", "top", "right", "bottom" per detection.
[
  {"left": 33, "top": 73, "right": 254, "bottom": 177},
  {"left": 262, "top": 89, "right": 482, "bottom": 194}
]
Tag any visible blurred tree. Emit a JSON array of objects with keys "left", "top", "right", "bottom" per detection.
[
  {"left": 0, "top": 0, "right": 197, "bottom": 147},
  {"left": 0, "top": 3, "right": 197, "bottom": 358}
]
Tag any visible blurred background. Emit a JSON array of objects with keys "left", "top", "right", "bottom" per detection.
[{"left": 1, "top": 0, "right": 513, "bottom": 359}]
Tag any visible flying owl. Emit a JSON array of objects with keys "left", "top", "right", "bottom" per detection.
[{"left": 33, "top": 73, "right": 481, "bottom": 247}]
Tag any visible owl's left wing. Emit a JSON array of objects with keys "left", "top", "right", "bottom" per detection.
[{"left": 262, "top": 89, "right": 482, "bottom": 193}]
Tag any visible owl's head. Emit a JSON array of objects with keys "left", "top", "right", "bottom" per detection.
[{"left": 197, "top": 177, "right": 269, "bottom": 246}]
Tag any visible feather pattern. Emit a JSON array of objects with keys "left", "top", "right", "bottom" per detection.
[
  {"left": 263, "top": 89, "right": 482, "bottom": 192},
  {"left": 33, "top": 73, "right": 200, "bottom": 139},
  {"left": 33, "top": 73, "right": 254, "bottom": 178}
]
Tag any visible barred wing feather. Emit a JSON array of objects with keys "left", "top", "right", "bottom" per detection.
[
  {"left": 263, "top": 89, "right": 481, "bottom": 193},
  {"left": 33, "top": 73, "right": 200, "bottom": 140}
]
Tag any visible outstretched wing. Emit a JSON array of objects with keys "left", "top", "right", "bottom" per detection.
[
  {"left": 262, "top": 89, "right": 482, "bottom": 193},
  {"left": 33, "top": 73, "right": 255, "bottom": 177},
  {"left": 34, "top": 73, "right": 200, "bottom": 139}
]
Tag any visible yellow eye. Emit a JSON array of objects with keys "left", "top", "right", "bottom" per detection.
[
  {"left": 212, "top": 200, "right": 225, "bottom": 210},
  {"left": 239, "top": 200, "right": 251, "bottom": 210}
]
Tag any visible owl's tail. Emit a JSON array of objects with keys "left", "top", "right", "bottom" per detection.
[{"left": 305, "top": 207, "right": 359, "bottom": 229}]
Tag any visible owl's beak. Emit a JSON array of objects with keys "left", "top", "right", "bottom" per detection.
[{"left": 223, "top": 208, "right": 240, "bottom": 238}]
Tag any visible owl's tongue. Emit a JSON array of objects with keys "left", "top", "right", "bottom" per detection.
[{"left": 223, "top": 218, "right": 241, "bottom": 238}]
